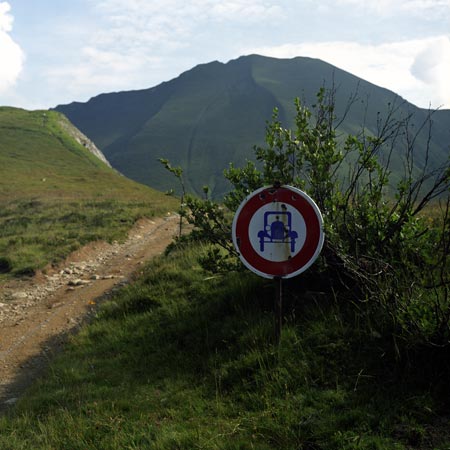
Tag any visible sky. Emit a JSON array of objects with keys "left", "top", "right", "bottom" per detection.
[{"left": 0, "top": 0, "right": 449, "bottom": 110}]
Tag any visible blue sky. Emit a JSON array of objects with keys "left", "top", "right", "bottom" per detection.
[{"left": 1, "top": 0, "right": 449, "bottom": 110}]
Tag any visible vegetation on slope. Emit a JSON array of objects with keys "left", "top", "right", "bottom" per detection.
[
  {"left": 1, "top": 88, "right": 449, "bottom": 449},
  {"left": 0, "top": 106, "right": 165, "bottom": 201},
  {"left": 1, "top": 242, "right": 450, "bottom": 449},
  {"left": 183, "top": 88, "right": 450, "bottom": 348},
  {"left": 0, "top": 107, "right": 177, "bottom": 278}
]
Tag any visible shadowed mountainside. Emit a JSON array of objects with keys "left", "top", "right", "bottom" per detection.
[{"left": 55, "top": 55, "right": 450, "bottom": 198}]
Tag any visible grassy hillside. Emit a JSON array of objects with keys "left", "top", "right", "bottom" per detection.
[
  {"left": 1, "top": 242, "right": 450, "bottom": 449},
  {"left": 0, "top": 107, "right": 177, "bottom": 277},
  {"left": 1, "top": 83, "right": 448, "bottom": 449},
  {"left": 0, "top": 107, "right": 161, "bottom": 201},
  {"left": 55, "top": 55, "right": 450, "bottom": 199}
]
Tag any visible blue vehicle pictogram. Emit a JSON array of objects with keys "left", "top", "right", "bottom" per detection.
[{"left": 257, "top": 211, "right": 298, "bottom": 253}]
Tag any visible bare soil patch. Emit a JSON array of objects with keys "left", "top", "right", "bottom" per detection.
[{"left": 0, "top": 214, "right": 179, "bottom": 411}]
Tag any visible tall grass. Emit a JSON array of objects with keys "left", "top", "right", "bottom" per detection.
[
  {"left": 0, "top": 198, "right": 175, "bottom": 279},
  {"left": 1, "top": 242, "right": 446, "bottom": 449}
]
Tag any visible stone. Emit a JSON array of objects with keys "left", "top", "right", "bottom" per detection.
[{"left": 68, "top": 279, "right": 90, "bottom": 286}]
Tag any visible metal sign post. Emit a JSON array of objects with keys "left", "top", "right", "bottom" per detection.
[
  {"left": 232, "top": 184, "right": 324, "bottom": 342},
  {"left": 275, "top": 276, "right": 283, "bottom": 342}
]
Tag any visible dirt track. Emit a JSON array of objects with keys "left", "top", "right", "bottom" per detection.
[{"left": 0, "top": 214, "right": 179, "bottom": 412}]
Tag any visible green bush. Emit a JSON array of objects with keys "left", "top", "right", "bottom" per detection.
[{"left": 174, "top": 87, "right": 450, "bottom": 350}]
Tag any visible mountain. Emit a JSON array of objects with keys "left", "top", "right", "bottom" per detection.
[
  {"left": 0, "top": 106, "right": 167, "bottom": 201},
  {"left": 55, "top": 55, "right": 450, "bottom": 198}
]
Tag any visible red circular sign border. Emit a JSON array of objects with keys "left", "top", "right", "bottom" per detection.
[{"left": 232, "top": 185, "right": 324, "bottom": 279}]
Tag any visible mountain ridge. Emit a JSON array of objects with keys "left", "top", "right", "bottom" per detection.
[{"left": 55, "top": 55, "right": 450, "bottom": 198}]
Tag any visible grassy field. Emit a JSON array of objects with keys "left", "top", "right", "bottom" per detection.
[
  {"left": 1, "top": 242, "right": 449, "bottom": 449},
  {"left": 0, "top": 107, "right": 177, "bottom": 279},
  {"left": 0, "top": 198, "right": 176, "bottom": 279}
]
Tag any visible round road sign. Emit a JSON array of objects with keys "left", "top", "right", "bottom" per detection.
[{"left": 232, "top": 185, "right": 324, "bottom": 279}]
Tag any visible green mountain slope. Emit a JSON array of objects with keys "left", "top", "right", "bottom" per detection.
[
  {"left": 55, "top": 55, "right": 450, "bottom": 198},
  {"left": 0, "top": 107, "right": 167, "bottom": 201},
  {"left": 0, "top": 107, "right": 176, "bottom": 276}
]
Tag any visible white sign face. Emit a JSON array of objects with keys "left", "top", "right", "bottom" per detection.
[{"left": 248, "top": 203, "right": 307, "bottom": 262}]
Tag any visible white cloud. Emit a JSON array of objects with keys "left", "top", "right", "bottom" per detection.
[
  {"left": 333, "top": 0, "right": 450, "bottom": 17},
  {"left": 208, "top": 1, "right": 284, "bottom": 22},
  {"left": 244, "top": 36, "right": 450, "bottom": 108},
  {"left": 43, "top": 0, "right": 283, "bottom": 103},
  {"left": 91, "top": 0, "right": 283, "bottom": 51},
  {"left": 411, "top": 36, "right": 450, "bottom": 107},
  {"left": 0, "top": 1, "right": 12, "bottom": 29},
  {"left": 0, "top": 2, "right": 25, "bottom": 94},
  {"left": 95, "top": 0, "right": 283, "bottom": 23},
  {"left": 46, "top": 46, "right": 149, "bottom": 94}
]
